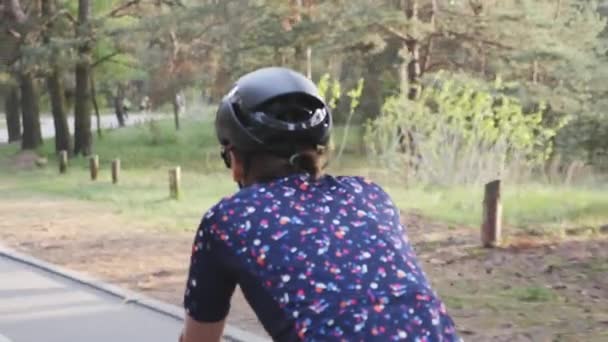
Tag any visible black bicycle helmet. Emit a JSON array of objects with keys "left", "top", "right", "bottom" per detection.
[{"left": 215, "top": 67, "right": 332, "bottom": 166}]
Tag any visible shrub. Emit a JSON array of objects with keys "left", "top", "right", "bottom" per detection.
[{"left": 364, "top": 72, "right": 570, "bottom": 186}]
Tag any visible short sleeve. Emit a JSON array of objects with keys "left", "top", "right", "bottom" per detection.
[{"left": 183, "top": 214, "right": 237, "bottom": 322}]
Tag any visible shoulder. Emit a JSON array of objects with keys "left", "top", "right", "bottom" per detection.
[
  {"left": 201, "top": 192, "right": 252, "bottom": 225},
  {"left": 198, "top": 184, "right": 272, "bottom": 232},
  {"left": 334, "top": 175, "right": 390, "bottom": 197}
]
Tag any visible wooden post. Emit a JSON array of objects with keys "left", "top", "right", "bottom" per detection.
[
  {"left": 58, "top": 150, "right": 68, "bottom": 174},
  {"left": 111, "top": 159, "right": 120, "bottom": 184},
  {"left": 306, "top": 46, "right": 312, "bottom": 79},
  {"left": 481, "top": 180, "right": 502, "bottom": 247},
  {"left": 89, "top": 155, "right": 99, "bottom": 180},
  {"left": 169, "top": 166, "right": 181, "bottom": 200}
]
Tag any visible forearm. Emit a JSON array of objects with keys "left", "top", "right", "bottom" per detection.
[{"left": 180, "top": 315, "right": 226, "bottom": 342}]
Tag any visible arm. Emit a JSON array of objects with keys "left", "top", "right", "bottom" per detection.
[
  {"left": 181, "top": 214, "right": 238, "bottom": 342},
  {"left": 180, "top": 316, "right": 226, "bottom": 342}
]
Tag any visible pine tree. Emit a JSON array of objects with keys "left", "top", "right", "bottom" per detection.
[
  {"left": 73, "top": 0, "right": 93, "bottom": 156},
  {"left": 42, "top": 0, "right": 71, "bottom": 154}
]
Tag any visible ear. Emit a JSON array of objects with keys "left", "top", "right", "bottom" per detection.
[{"left": 230, "top": 150, "right": 244, "bottom": 184}]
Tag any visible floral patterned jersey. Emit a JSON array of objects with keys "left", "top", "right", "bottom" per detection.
[{"left": 184, "top": 174, "right": 460, "bottom": 342}]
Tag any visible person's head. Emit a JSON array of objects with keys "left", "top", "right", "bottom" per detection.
[{"left": 215, "top": 67, "right": 333, "bottom": 187}]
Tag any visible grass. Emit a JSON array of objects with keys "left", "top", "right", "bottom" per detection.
[
  {"left": 584, "top": 258, "right": 608, "bottom": 273},
  {"left": 36, "top": 117, "right": 224, "bottom": 172},
  {"left": 384, "top": 183, "right": 608, "bottom": 232},
  {"left": 0, "top": 166, "right": 233, "bottom": 231},
  {"left": 1, "top": 117, "right": 608, "bottom": 232},
  {"left": 507, "top": 286, "right": 557, "bottom": 303}
]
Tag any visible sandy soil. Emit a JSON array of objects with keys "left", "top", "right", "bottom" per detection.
[{"left": 1, "top": 197, "right": 606, "bottom": 341}]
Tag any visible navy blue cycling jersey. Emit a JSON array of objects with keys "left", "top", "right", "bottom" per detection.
[{"left": 184, "top": 174, "right": 460, "bottom": 341}]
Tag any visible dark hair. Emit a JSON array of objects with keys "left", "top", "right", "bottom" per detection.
[{"left": 236, "top": 148, "right": 326, "bottom": 186}]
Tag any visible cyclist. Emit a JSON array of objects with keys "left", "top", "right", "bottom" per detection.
[{"left": 180, "top": 67, "right": 460, "bottom": 342}]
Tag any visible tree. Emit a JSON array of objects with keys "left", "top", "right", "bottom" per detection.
[
  {"left": 2, "top": 0, "right": 43, "bottom": 150},
  {"left": 5, "top": 0, "right": 603, "bottom": 166},
  {"left": 19, "top": 71, "right": 42, "bottom": 149},
  {"left": 73, "top": 0, "right": 92, "bottom": 156},
  {"left": 3, "top": 84, "right": 22, "bottom": 142},
  {"left": 113, "top": 83, "right": 126, "bottom": 127},
  {"left": 42, "top": 0, "right": 71, "bottom": 153}
]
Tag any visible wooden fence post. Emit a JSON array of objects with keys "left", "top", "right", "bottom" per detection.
[
  {"left": 111, "top": 159, "right": 120, "bottom": 184},
  {"left": 58, "top": 150, "right": 68, "bottom": 174},
  {"left": 481, "top": 179, "right": 502, "bottom": 247},
  {"left": 89, "top": 155, "right": 99, "bottom": 181},
  {"left": 169, "top": 166, "right": 181, "bottom": 200}
]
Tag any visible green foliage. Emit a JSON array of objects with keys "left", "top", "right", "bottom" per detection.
[
  {"left": 317, "top": 73, "right": 365, "bottom": 155},
  {"left": 316, "top": 73, "right": 341, "bottom": 110},
  {"left": 508, "top": 286, "right": 557, "bottom": 303},
  {"left": 555, "top": 108, "right": 608, "bottom": 170},
  {"left": 4, "top": 0, "right": 608, "bottom": 166},
  {"left": 335, "top": 78, "right": 364, "bottom": 162},
  {"left": 347, "top": 78, "right": 365, "bottom": 114},
  {"left": 1, "top": 118, "right": 607, "bottom": 232},
  {"left": 364, "top": 72, "right": 570, "bottom": 185}
]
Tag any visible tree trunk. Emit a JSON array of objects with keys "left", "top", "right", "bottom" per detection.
[
  {"left": 420, "top": 0, "right": 437, "bottom": 74},
  {"left": 42, "top": 0, "right": 71, "bottom": 153},
  {"left": 74, "top": 62, "right": 92, "bottom": 155},
  {"left": 360, "top": 57, "right": 382, "bottom": 121},
  {"left": 173, "top": 91, "right": 182, "bottom": 130},
  {"left": 20, "top": 72, "right": 43, "bottom": 150},
  {"left": 47, "top": 69, "right": 71, "bottom": 153},
  {"left": 90, "top": 72, "right": 102, "bottom": 137},
  {"left": 5, "top": 0, "right": 28, "bottom": 24},
  {"left": 73, "top": 0, "right": 92, "bottom": 156},
  {"left": 306, "top": 46, "right": 312, "bottom": 79},
  {"left": 211, "top": 65, "right": 230, "bottom": 102},
  {"left": 531, "top": 59, "right": 539, "bottom": 84},
  {"left": 4, "top": 85, "right": 22, "bottom": 143},
  {"left": 114, "top": 84, "right": 126, "bottom": 127},
  {"left": 404, "top": 0, "right": 420, "bottom": 100},
  {"left": 397, "top": 0, "right": 422, "bottom": 170},
  {"left": 479, "top": 43, "right": 487, "bottom": 76},
  {"left": 554, "top": 0, "right": 562, "bottom": 20}
]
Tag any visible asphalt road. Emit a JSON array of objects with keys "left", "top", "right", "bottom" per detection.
[
  {"left": 0, "top": 248, "right": 268, "bottom": 342},
  {"left": 0, "top": 254, "right": 183, "bottom": 342},
  {"left": 0, "top": 112, "right": 163, "bottom": 144}
]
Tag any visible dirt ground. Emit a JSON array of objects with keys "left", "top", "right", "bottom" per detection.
[{"left": 1, "top": 196, "right": 606, "bottom": 341}]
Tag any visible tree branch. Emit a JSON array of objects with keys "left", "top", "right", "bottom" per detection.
[
  {"left": 50, "top": 9, "right": 77, "bottom": 25},
  {"left": 426, "top": 59, "right": 468, "bottom": 72},
  {"left": 421, "top": 35, "right": 434, "bottom": 74},
  {"left": 104, "top": 58, "right": 138, "bottom": 69},
  {"left": 441, "top": 8, "right": 487, "bottom": 19},
  {"left": 7, "top": 28, "right": 22, "bottom": 38},
  {"left": 375, "top": 23, "right": 415, "bottom": 44},
  {"left": 38, "top": 8, "right": 77, "bottom": 33},
  {"left": 434, "top": 30, "right": 514, "bottom": 50},
  {"left": 104, "top": 0, "right": 141, "bottom": 18},
  {"left": 158, "top": 0, "right": 185, "bottom": 8},
  {"left": 92, "top": 51, "right": 120, "bottom": 68},
  {"left": 189, "top": 38, "right": 214, "bottom": 48}
]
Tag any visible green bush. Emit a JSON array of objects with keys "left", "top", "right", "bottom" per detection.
[{"left": 364, "top": 72, "right": 570, "bottom": 185}]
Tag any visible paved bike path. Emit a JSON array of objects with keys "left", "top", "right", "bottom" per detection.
[{"left": 0, "top": 245, "right": 268, "bottom": 342}]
